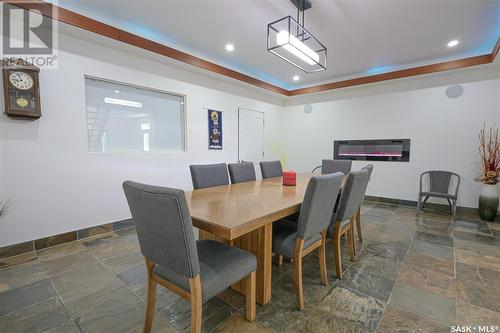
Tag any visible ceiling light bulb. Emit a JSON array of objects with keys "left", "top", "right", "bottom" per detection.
[
  {"left": 277, "top": 30, "right": 319, "bottom": 65},
  {"left": 447, "top": 40, "right": 459, "bottom": 47},
  {"left": 293, "top": 75, "right": 300, "bottom": 81},
  {"left": 225, "top": 44, "right": 234, "bottom": 52}
]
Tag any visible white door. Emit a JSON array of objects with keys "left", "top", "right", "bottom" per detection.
[{"left": 238, "top": 108, "right": 264, "bottom": 164}]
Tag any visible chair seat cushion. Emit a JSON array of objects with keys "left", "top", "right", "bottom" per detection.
[
  {"left": 272, "top": 219, "right": 321, "bottom": 259},
  {"left": 153, "top": 240, "right": 256, "bottom": 302},
  {"left": 421, "top": 192, "right": 457, "bottom": 200}
]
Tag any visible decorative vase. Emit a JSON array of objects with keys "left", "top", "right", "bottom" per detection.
[{"left": 478, "top": 183, "right": 499, "bottom": 221}]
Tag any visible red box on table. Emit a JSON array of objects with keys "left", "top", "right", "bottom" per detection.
[{"left": 283, "top": 171, "right": 297, "bottom": 186}]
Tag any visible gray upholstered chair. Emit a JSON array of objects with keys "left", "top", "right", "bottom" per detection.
[
  {"left": 352, "top": 164, "right": 374, "bottom": 242},
  {"left": 122, "top": 181, "right": 256, "bottom": 333},
  {"left": 417, "top": 170, "right": 460, "bottom": 218},
  {"left": 327, "top": 169, "right": 370, "bottom": 279},
  {"left": 272, "top": 173, "right": 343, "bottom": 310},
  {"left": 228, "top": 162, "right": 256, "bottom": 184},
  {"left": 260, "top": 160, "right": 283, "bottom": 179},
  {"left": 189, "top": 163, "right": 229, "bottom": 190},
  {"left": 363, "top": 164, "right": 374, "bottom": 180},
  {"left": 312, "top": 159, "right": 352, "bottom": 175}
]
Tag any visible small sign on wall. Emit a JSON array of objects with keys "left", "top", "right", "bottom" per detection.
[{"left": 208, "top": 109, "right": 222, "bottom": 150}]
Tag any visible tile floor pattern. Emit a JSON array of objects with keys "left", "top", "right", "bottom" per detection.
[{"left": 1, "top": 203, "right": 500, "bottom": 332}]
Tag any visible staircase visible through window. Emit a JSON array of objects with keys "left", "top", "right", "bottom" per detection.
[{"left": 85, "top": 77, "right": 185, "bottom": 152}]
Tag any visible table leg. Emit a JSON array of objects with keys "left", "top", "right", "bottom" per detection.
[{"left": 231, "top": 224, "right": 272, "bottom": 305}]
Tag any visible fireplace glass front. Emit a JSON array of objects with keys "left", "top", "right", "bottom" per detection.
[{"left": 334, "top": 139, "right": 410, "bottom": 162}]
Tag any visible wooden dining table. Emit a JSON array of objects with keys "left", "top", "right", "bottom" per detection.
[{"left": 185, "top": 172, "right": 318, "bottom": 305}]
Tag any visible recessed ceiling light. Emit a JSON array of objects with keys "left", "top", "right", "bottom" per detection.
[
  {"left": 293, "top": 75, "right": 300, "bottom": 81},
  {"left": 225, "top": 44, "right": 234, "bottom": 52},
  {"left": 447, "top": 40, "right": 459, "bottom": 47},
  {"left": 114, "top": 90, "right": 120, "bottom": 93}
]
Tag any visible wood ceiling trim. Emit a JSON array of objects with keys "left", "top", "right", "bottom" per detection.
[
  {"left": 2, "top": 1, "right": 498, "bottom": 97},
  {"left": 491, "top": 37, "right": 500, "bottom": 62},
  {"left": 288, "top": 54, "right": 493, "bottom": 96}
]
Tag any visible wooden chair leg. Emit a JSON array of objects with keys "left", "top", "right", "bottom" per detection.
[
  {"left": 189, "top": 275, "right": 202, "bottom": 333},
  {"left": 355, "top": 208, "right": 363, "bottom": 243},
  {"left": 293, "top": 239, "right": 305, "bottom": 310},
  {"left": 319, "top": 230, "right": 328, "bottom": 286},
  {"left": 274, "top": 254, "right": 283, "bottom": 266},
  {"left": 352, "top": 226, "right": 357, "bottom": 258},
  {"left": 347, "top": 224, "right": 356, "bottom": 261},
  {"left": 333, "top": 223, "right": 343, "bottom": 279},
  {"left": 350, "top": 218, "right": 358, "bottom": 258},
  {"left": 144, "top": 258, "right": 157, "bottom": 333},
  {"left": 245, "top": 272, "right": 256, "bottom": 322}
]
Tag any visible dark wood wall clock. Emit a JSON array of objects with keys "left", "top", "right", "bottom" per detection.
[{"left": 2, "top": 59, "right": 41, "bottom": 119}]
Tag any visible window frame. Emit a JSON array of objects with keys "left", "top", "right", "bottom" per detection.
[{"left": 84, "top": 75, "right": 187, "bottom": 153}]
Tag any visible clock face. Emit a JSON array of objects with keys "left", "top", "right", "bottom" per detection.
[{"left": 9, "top": 71, "right": 34, "bottom": 90}]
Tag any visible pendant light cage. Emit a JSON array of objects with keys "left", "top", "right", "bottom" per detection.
[{"left": 267, "top": 15, "right": 327, "bottom": 73}]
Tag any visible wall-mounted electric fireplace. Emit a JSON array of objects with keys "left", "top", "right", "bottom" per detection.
[{"left": 334, "top": 139, "right": 411, "bottom": 162}]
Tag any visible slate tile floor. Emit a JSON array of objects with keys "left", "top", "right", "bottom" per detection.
[{"left": 1, "top": 203, "right": 500, "bottom": 333}]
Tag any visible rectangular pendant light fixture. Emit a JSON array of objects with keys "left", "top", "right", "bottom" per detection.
[{"left": 268, "top": 15, "right": 327, "bottom": 72}]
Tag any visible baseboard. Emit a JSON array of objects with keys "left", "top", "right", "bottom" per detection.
[
  {"left": 364, "top": 195, "right": 479, "bottom": 215},
  {"left": 0, "top": 218, "right": 134, "bottom": 264}
]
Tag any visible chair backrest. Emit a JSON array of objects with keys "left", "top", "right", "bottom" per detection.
[
  {"left": 228, "top": 162, "right": 256, "bottom": 184},
  {"left": 362, "top": 164, "right": 374, "bottom": 180},
  {"left": 322, "top": 159, "right": 352, "bottom": 175},
  {"left": 335, "top": 169, "right": 370, "bottom": 222},
  {"left": 421, "top": 170, "right": 460, "bottom": 194},
  {"left": 260, "top": 160, "right": 283, "bottom": 179},
  {"left": 189, "top": 163, "right": 229, "bottom": 189},
  {"left": 297, "top": 173, "right": 344, "bottom": 240},
  {"left": 122, "top": 181, "right": 199, "bottom": 279}
]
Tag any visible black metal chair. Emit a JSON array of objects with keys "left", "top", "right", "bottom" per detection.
[{"left": 417, "top": 170, "right": 460, "bottom": 218}]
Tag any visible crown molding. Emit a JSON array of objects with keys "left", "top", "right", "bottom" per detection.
[
  {"left": 288, "top": 54, "right": 493, "bottom": 96},
  {"left": 491, "top": 36, "right": 500, "bottom": 62},
  {"left": 2, "top": 0, "right": 498, "bottom": 97}
]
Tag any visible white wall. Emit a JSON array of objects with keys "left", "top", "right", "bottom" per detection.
[
  {"left": 1, "top": 18, "right": 499, "bottom": 247},
  {"left": 0, "top": 31, "right": 285, "bottom": 247},
  {"left": 282, "top": 68, "right": 500, "bottom": 209}
]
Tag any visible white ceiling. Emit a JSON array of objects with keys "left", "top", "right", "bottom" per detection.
[{"left": 55, "top": 0, "right": 500, "bottom": 89}]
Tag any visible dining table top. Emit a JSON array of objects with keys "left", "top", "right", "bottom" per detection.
[{"left": 186, "top": 172, "right": 341, "bottom": 240}]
